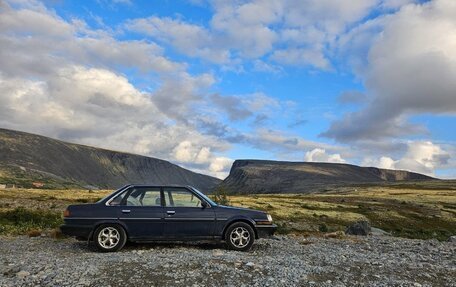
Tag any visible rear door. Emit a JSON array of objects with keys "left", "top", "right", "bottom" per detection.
[
  {"left": 117, "top": 187, "right": 164, "bottom": 240},
  {"left": 162, "top": 187, "right": 216, "bottom": 239}
]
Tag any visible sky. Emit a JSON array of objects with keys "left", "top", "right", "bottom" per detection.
[{"left": 0, "top": 0, "right": 455, "bottom": 179}]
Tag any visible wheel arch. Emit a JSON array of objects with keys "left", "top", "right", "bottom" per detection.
[{"left": 222, "top": 217, "right": 258, "bottom": 240}]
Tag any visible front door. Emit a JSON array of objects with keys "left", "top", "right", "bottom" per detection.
[
  {"left": 118, "top": 187, "right": 164, "bottom": 240},
  {"left": 162, "top": 187, "right": 216, "bottom": 239}
]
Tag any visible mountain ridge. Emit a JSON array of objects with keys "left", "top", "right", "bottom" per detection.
[
  {"left": 220, "top": 159, "right": 436, "bottom": 194},
  {"left": 0, "top": 128, "right": 220, "bottom": 192}
]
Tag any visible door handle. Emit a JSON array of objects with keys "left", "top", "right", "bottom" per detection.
[
  {"left": 122, "top": 209, "right": 131, "bottom": 213},
  {"left": 166, "top": 210, "right": 175, "bottom": 215}
]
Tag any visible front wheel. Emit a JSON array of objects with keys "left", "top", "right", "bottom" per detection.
[
  {"left": 225, "top": 222, "right": 255, "bottom": 251},
  {"left": 93, "top": 224, "right": 127, "bottom": 252}
]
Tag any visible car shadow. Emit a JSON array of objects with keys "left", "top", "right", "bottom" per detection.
[
  {"left": 70, "top": 238, "right": 273, "bottom": 252},
  {"left": 69, "top": 240, "right": 227, "bottom": 252},
  {"left": 123, "top": 241, "right": 226, "bottom": 251}
]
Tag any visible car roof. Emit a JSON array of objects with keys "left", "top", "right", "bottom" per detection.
[{"left": 125, "top": 184, "right": 194, "bottom": 188}]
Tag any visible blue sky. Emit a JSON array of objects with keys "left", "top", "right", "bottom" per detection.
[{"left": 0, "top": 0, "right": 455, "bottom": 178}]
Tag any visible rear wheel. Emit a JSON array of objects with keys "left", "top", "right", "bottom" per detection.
[
  {"left": 93, "top": 225, "right": 127, "bottom": 252},
  {"left": 225, "top": 222, "right": 255, "bottom": 251}
]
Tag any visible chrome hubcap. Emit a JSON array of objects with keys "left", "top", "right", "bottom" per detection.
[
  {"left": 230, "top": 227, "right": 250, "bottom": 248},
  {"left": 98, "top": 227, "right": 120, "bottom": 249}
]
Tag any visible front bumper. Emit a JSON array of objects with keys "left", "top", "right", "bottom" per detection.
[
  {"left": 60, "top": 224, "right": 92, "bottom": 239},
  {"left": 255, "top": 224, "right": 277, "bottom": 238}
]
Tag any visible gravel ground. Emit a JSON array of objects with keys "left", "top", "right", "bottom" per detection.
[{"left": 0, "top": 235, "right": 455, "bottom": 287}]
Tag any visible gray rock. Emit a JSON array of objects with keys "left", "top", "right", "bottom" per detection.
[
  {"left": 16, "top": 270, "right": 30, "bottom": 278},
  {"left": 245, "top": 262, "right": 255, "bottom": 267},
  {"left": 370, "top": 227, "right": 391, "bottom": 236},
  {"left": 345, "top": 220, "right": 371, "bottom": 236},
  {"left": 212, "top": 250, "right": 224, "bottom": 256},
  {"left": 448, "top": 235, "right": 456, "bottom": 243}
]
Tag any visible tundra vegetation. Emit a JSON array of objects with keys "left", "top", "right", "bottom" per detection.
[{"left": 0, "top": 181, "right": 455, "bottom": 240}]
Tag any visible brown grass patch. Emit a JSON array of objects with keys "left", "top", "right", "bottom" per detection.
[{"left": 27, "top": 229, "right": 42, "bottom": 237}]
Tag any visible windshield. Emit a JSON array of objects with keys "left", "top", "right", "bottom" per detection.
[{"left": 190, "top": 187, "right": 217, "bottom": 206}]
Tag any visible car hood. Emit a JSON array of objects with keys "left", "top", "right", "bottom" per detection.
[{"left": 217, "top": 205, "right": 266, "bottom": 214}]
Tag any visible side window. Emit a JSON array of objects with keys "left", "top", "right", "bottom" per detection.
[
  {"left": 109, "top": 189, "right": 128, "bottom": 206},
  {"left": 164, "top": 188, "right": 202, "bottom": 208},
  {"left": 141, "top": 189, "right": 162, "bottom": 206},
  {"left": 125, "top": 188, "right": 161, "bottom": 207}
]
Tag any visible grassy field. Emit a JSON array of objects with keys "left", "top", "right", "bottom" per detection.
[
  {"left": 228, "top": 183, "right": 456, "bottom": 240},
  {"left": 0, "top": 188, "right": 110, "bottom": 235},
  {"left": 0, "top": 182, "right": 455, "bottom": 240}
]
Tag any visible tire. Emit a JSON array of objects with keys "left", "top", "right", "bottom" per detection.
[
  {"left": 225, "top": 222, "right": 255, "bottom": 251},
  {"left": 93, "top": 224, "right": 127, "bottom": 252}
]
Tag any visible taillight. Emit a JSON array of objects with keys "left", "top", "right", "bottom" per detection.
[{"left": 63, "top": 209, "right": 70, "bottom": 217}]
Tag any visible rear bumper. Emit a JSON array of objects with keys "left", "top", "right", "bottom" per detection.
[
  {"left": 255, "top": 224, "right": 277, "bottom": 238},
  {"left": 60, "top": 224, "right": 92, "bottom": 239}
]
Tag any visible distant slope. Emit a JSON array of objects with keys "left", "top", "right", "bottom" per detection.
[
  {"left": 220, "top": 159, "right": 436, "bottom": 194},
  {"left": 0, "top": 128, "right": 220, "bottom": 192}
]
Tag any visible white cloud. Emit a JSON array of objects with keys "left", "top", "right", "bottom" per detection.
[
  {"left": 325, "top": 0, "right": 456, "bottom": 141},
  {"left": 240, "top": 129, "right": 346, "bottom": 162},
  {"left": 270, "top": 48, "right": 330, "bottom": 69},
  {"left": 0, "top": 1, "right": 182, "bottom": 78},
  {"left": 125, "top": 0, "right": 388, "bottom": 69},
  {"left": 381, "top": 0, "right": 417, "bottom": 9},
  {"left": 125, "top": 16, "right": 230, "bottom": 64},
  {"left": 362, "top": 141, "right": 450, "bottom": 176},
  {"left": 173, "top": 141, "right": 206, "bottom": 163},
  {"left": 252, "top": 59, "right": 283, "bottom": 74},
  {"left": 338, "top": 91, "right": 367, "bottom": 104},
  {"left": 0, "top": 0, "right": 233, "bottom": 178},
  {"left": 172, "top": 141, "right": 233, "bottom": 178},
  {"left": 0, "top": 66, "right": 232, "bottom": 178},
  {"left": 207, "top": 92, "right": 282, "bottom": 124},
  {"left": 208, "top": 157, "right": 233, "bottom": 178},
  {"left": 3, "top": 0, "right": 451, "bottom": 179},
  {"left": 304, "top": 148, "right": 346, "bottom": 163}
]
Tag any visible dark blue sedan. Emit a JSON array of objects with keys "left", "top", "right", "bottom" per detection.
[{"left": 60, "top": 184, "right": 277, "bottom": 252}]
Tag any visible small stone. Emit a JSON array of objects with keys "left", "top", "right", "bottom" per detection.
[
  {"left": 245, "top": 262, "right": 255, "bottom": 267},
  {"left": 16, "top": 270, "right": 30, "bottom": 278},
  {"left": 448, "top": 236, "right": 456, "bottom": 243},
  {"left": 212, "top": 250, "right": 224, "bottom": 256},
  {"left": 413, "top": 283, "right": 422, "bottom": 287}
]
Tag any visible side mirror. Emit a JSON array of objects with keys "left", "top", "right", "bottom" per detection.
[{"left": 201, "top": 201, "right": 208, "bottom": 209}]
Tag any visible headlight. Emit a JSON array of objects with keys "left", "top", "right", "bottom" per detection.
[{"left": 267, "top": 214, "right": 272, "bottom": 222}]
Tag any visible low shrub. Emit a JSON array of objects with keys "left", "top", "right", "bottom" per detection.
[
  {"left": 0, "top": 208, "right": 62, "bottom": 235},
  {"left": 211, "top": 187, "right": 230, "bottom": 206},
  {"left": 318, "top": 223, "right": 329, "bottom": 233},
  {"left": 276, "top": 222, "right": 292, "bottom": 234}
]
